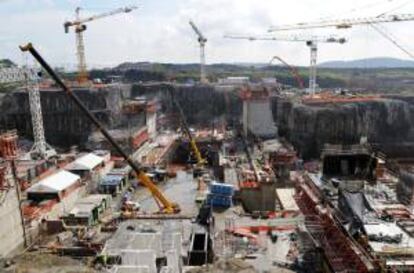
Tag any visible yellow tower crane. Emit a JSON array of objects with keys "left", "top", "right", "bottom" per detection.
[{"left": 64, "top": 6, "right": 138, "bottom": 84}]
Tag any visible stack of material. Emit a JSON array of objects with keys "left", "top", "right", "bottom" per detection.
[{"left": 207, "top": 182, "right": 234, "bottom": 208}]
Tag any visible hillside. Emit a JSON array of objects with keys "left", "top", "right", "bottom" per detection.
[{"left": 320, "top": 57, "right": 414, "bottom": 68}]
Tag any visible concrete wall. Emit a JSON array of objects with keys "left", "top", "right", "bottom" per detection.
[
  {"left": 147, "top": 112, "right": 157, "bottom": 140},
  {"left": 239, "top": 183, "right": 276, "bottom": 212},
  {"left": 0, "top": 166, "right": 25, "bottom": 258},
  {"left": 243, "top": 100, "right": 278, "bottom": 139}
]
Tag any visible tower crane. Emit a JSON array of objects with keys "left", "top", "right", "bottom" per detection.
[
  {"left": 189, "top": 20, "right": 208, "bottom": 84},
  {"left": 269, "top": 56, "right": 305, "bottom": 89},
  {"left": 0, "top": 66, "right": 56, "bottom": 159},
  {"left": 64, "top": 6, "right": 138, "bottom": 84},
  {"left": 268, "top": 13, "right": 414, "bottom": 32},
  {"left": 224, "top": 34, "right": 347, "bottom": 94}
]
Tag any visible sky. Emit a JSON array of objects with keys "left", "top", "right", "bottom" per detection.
[{"left": 1, "top": 0, "right": 414, "bottom": 68}]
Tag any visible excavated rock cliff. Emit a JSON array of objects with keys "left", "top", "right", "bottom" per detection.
[
  {"left": 0, "top": 84, "right": 130, "bottom": 147},
  {"left": 131, "top": 83, "right": 242, "bottom": 126},
  {"left": 272, "top": 97, "right": 413, "bottom": 159}
]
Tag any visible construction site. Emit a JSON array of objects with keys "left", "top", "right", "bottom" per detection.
[{"left": 1, "top": 1, "right": 414, "bottom": 273}]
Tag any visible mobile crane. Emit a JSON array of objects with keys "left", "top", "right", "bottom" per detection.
[{"left": 20, "top": 43, "right": 180, "bottom": 214}]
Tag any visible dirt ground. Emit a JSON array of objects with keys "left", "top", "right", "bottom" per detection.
[{"left": 1, "top": 252, "right": 98, "bottom": 273}]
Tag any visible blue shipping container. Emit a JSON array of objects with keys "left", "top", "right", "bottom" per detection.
[{"left": 210, "top": 182, "right": 234, "bottom": 196}]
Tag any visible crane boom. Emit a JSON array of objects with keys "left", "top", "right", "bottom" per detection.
[
  {"left": 224, "top": 34, "right": 346, "bottom": 43},
  {"left": 269, "top": 56, "right": 305, "bottom": 89},
  {"left": 189, "top": 20, "right": 208, "bottom": 84},
  {"left": 268, "top": 13, "right": 414, "bottom": 32},
  {"left": 189, "top": 20, "right": 206, "bottom": 41},
  {"left": 64, "top": 6, "right": 138, "bottom": 83},
  {"left": 20, "top": 43, "right": 180, "bottom": 214},
  {"left": 224, "top": 34, "right": 346, "bottom": 94},
  {"left": 64, "top": 6, "right": 138, "bottom": 32}
]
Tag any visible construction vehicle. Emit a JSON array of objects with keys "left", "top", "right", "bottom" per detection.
[
  {"left": 224, "top": 34, "right": 346, "bottom": 94},
  {"left": 64, "top": 6, "right": 138, "bottom": 84},
  {"left": 268, "top": 13, "right": 414, "bottom": 32},
  {"left": 269, "top": 56, "right": 305, "bottom": 89},
  {"left": 20, "top": 43, "right": 180, "bottom": 214},
  {"left": 189, "top": 20, "right": 208, "bottom": 84}
]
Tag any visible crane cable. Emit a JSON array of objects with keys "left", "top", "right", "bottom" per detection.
[
  {"left": 317, "top": 0, "right": 398, "bottom": 21},
  {"left": 377, "top": 0, "right": 414, "bottom": 16},
  {"left": 370, "top": 0, "right": 414, "bottom": 59},
  {"left": 369, "top": 23, "right": 414, "bottom": 59}
]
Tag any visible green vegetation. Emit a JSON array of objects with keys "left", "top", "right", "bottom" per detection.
[
  {"left": 54, "top": 62, "right": 414, "bottom": 93},
  {"left": 0, "top": 59, "right": 16, "bottom": 68}
]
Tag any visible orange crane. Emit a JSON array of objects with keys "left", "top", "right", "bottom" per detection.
[
  {"left": 20, "top": 43, "right": 180, "bottom": 214},
  {"left": 64, "top": 6, "right": 138, "bottom": 84},
  {"left": 269, "top": 56, "right": 305, "bottom": 89}
]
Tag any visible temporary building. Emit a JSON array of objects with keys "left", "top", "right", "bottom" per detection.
[
  {"left": 65, "top": 153, "right": 104, "bottom": 177},
  {"left": 26, "top": 170, "right": 81, "bottom": 201}
]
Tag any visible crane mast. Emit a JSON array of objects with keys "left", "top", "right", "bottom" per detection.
[
  {"left": 189, "top": 20, "right": 208, "bottom": 84},
  {"left": 0, "top": 66, "right": 56, "bottom": 159},
  {"left": 268, "top": 13, "right": 414, "bottom": 31},
  {"left": 224, "top": 34, "right": 346, "bottom": 94},
  {"left": 64, "top": 6, "right": 138, "bottom": 84},
  {"left": 308, "top": 41, "right": 318, "bottom": 94}
]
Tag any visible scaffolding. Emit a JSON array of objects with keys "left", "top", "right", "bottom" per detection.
[
  {"left": 0, "top": 131, "right": 18, "bottom": 159},
  {"left": 295, "top": 176, "right": 377, "bottom": 272}
]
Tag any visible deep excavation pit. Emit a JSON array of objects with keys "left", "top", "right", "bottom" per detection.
[{"left": 1, "top": 82, "right": 414, "bottom": 159}]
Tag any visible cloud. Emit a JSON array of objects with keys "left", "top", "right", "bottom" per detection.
[{"left": 1, "top": 0, "right": 414, "bottom": 67}]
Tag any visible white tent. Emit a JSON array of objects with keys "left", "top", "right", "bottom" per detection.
[
  {"left": 27, "top": 170, "right": 80, "bottom": 193},
  {"left": 66, "top": 153, "right": 104, "bottom": 171}
]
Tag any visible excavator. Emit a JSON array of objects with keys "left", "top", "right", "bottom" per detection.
[{"left": 20, "top": 43, "right": 180, "bottom": 214}]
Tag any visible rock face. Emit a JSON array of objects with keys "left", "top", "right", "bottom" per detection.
[
  {"left": 131, "top": 83, "right": 242, "bottom": 126},
  {"left": 0, "top": 85, "right": 130, "bottom": 147},
  {"left": 4, "top": 80, "right": 412, "bottom": 160},
  {"left": 272, "top": 97, "right": 413, "bottom": 159}
]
